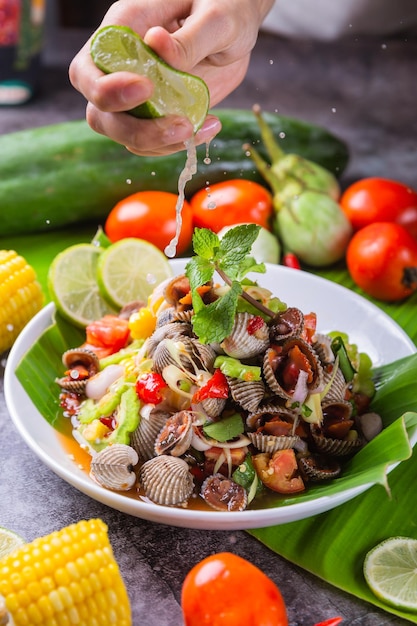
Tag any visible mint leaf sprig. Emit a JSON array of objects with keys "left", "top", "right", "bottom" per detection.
[{"left": 185, "top": 225, "right": 277, "bottom": 344}]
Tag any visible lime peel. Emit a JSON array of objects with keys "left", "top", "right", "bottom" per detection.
[
  {"left": 90, "top": 25, "right": 210, "bottom": 132},
  {"left": 364, "top": 536, "right": 417, "bottom": 612},
  {"left": 0, "top": 527, "right": 25, "bottom": 560}
]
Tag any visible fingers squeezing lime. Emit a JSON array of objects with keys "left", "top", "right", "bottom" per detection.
[{"left": 90, "top": 25, "right": 210, "bottom": 132}]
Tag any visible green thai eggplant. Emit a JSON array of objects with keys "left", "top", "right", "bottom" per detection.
[{"left": 245, "top": 106, "right": 352, "bottom": 267}]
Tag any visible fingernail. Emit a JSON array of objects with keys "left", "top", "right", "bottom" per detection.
[{"left": 195, "top": 117, "right": 222, "bottom": 141}]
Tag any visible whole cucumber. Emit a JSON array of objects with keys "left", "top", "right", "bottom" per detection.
[{"left": 0, "top": 109, "right": 348, "bottom": 236}]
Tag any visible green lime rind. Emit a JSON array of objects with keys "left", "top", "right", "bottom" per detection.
[
  {"left": 364, "top": 536, "right": 417, "bottom": 612},
  {"left": 47, "top": 243, "right": 117, "bottom": 328},
  {"left": 90, "top": 24, "right": 210, "bottom": 131},
  {"left": 96, "top": 238, "right": 173, "bottom": 309},
  {"left": 0, "top": 527, "right": 26, "bottom": 560}
]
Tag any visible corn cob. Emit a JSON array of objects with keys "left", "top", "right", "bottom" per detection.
[
  {"left": 0, "top": 518, "right": 132, "bottom": 626},
  {"left": 0, "top": 250, "right": 44, "bottom": 354}
]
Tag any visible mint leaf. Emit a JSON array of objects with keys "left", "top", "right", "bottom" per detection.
[
  {"left": 186, "top": 256, "right": 214, "bottom": 292},
  {"left": 203, "top": 412, "right": 244, "bottom": 442},
  {"left": 219, "top": 224, "right": 260, "bottom": 257},
  {"left": 192, "top": 280, "right": 242, "bottom": 343},
  {"left": 192, "top": 227, "right": 219, "bottom": 259}
]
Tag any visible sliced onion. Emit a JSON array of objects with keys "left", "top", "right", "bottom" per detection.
[{"left": 85, "top": 364, "right": 124, "bottom": 400}]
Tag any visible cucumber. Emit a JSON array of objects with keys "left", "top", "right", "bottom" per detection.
[{"left": 0, "top": 108, "right": 348, "bottom": 236}]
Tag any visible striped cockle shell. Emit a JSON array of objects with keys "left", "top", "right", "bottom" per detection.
[
  {"left": 246, "top": 401, "right": 298, "bottom": 430},
  {"left": 227, "top": 376, "right": 265, "bottom": 413},
  {"left": 139, "top": 455, "right": 194, "bottom": 506},
  {"left": 145, "top": 321, "right": 192, "bottom": 358},
  {"left": 310, "top": 426, "right": 363, "bottom": 457},
  {"left": 269, "top": 307, "right": 304, "bottom": 343},
  {"left": 298, "top": 454, "right": 341, "bottom": 482},
  {"left": 200, "top": 473, "right": 248, "bottom": 512},
  {"left": 321, "top": 366, "right": 349, "bottom": 403},
  {"left": 90, "top": 444, "right": 138, "bottom": 491},
  {"left": 130, "top": 409, "right": 170, "bottom": 461},
  {"left": 154, "top": 410, "right": 194, "bottom": 457},
  {"left": 198, "top": 396, "right": 227, "bottom": 419},
  {"left": 220, "top": 312, "right": 269, "bottom": 359},
  {"left": 248, "top": 431, "right": 300, "bottom": 453},
  {"left": 56, "top": 347, "right": 100, "bottom": 392},
  {"left": 262, "top": 337, "right": 323, "bottom": 401},
  {"left": 312, "top": 333, "right": 335, "bottom": 366}
]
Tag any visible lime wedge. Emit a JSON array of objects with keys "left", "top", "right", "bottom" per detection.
[
  {"left": 364, "top": 537, "right": 417, "bottom": 611},
  {"left": 97, "top": 238, "right": 173, "bottom": 308},
  {"left": 90, "top": 25, "right": 210, "bottom": 132},
  {"left": 0, "top": 527, "right": 25, "bottom": 560},
  {"left": 48, "top": 244, "right": 117, "bottom": 327}
]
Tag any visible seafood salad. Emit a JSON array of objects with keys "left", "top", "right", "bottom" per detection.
[{"left": 56, "top": 225, "right": 382, "bottom": 512}]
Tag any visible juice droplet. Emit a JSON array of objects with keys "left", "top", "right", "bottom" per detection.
[{"left": 146, "top": 273, "right": 157, "bottom": 284}]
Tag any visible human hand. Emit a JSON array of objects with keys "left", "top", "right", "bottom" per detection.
[{"left": 69, "top": 0, "right": 274, "bottom": 156}]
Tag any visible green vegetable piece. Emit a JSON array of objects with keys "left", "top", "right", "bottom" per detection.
[
  {"left": 99, "top": 339, "right": 144, "bottom": 369},
  {"left": 232, "top": 454, "right": 264, "bottom": 500},
  {"left": 78, "top": 381, "right": 129, "bottom": 424},
  {"left": 107, "top": 386, "right": 140, "bottom": 445},
  {"left": 203, "top": 413, "right": 244, "bottom": 442},
  {"left": 214, "top": 355, "right": 261, "bottom": 382},
  {"left": 331, "top": 336, "right": 356, "bottom": 382}
]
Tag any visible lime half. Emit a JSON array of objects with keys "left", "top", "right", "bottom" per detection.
[
  {"left": 364, "top": 537, "right": 417, "bottom": 612},
  {"left": 90, "top": 25, "right": 210, "bottom": 132},
  {"left": 0, "top": 527, "right": 25, "bottom": 560},
  {"left": 97, "top": 238, "right": 173, "bottom": 309},
  {"left": 48, "top": 244, "right": 117, "bottom": 327}
]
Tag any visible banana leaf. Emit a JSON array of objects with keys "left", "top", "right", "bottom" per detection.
[{"left": 5, "top": 227, "right": 417, "bottom": 622}]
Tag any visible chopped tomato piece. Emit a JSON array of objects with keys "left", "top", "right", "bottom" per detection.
[
  {"left": 253, "top": 450, "right": 305, "bottom": 494},
  {"left": 135, "top": 372, "right": 168, "bottom": 405},
  {"left": 85, "top": 315, "right": 130, "bottom": 354},
  {"left": 192, "top": 369, "right": 229, "bottom": 403}
]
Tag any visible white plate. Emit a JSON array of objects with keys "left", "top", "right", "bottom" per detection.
[{"left": 5, "top": 260, "right": 416, "bottom": 530}]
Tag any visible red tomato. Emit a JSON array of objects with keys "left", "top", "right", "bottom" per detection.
[
  {"left": 253, "top": 450, "right": 305, "bottom": 494},
  {"left": 104, "top": 191, "right": 193, "bottom": 255},
  {"left": 84, "top": 315, "right": 130, "bottom": 355},
  {"left": 346, "top": 222, "right": 417, "bottom": 301},
  {"left": 190, "top": 180, "right": 273, "bottom": 232},
  {"left": 181, "top": 552, "right": 288, "bottom": 626},
  {"left": 340, "top": 177, "right": 417, "bottom": 233},
  {"left": 313, "top": 619, "right": 343, "bottom": 626}
]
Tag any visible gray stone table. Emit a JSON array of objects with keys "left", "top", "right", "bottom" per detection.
[{"left": 1, "top": 26, "right": 416, "bottom": 626}]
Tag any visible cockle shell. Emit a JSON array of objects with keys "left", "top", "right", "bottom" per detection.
[
  {"left": 154, "top": 410, "right": 194, "bottom": 456},
  {"left": 90, "top": 444, "right": 138, "bottom": 491},
  {"left": 145, "top": 322, "right": 192, "bottom": 358},
  {"left": 220, "top": 312, "right": 269, "bottom": 359},
  {"left": 262, "top": 337, "right": 323, "bottom": 402},
  {"left": 152, "top": 336, "right": 197, "bottom": 374},
  {"left": 248, "top": 431, "right": 300, "bottom": 453},
  {"left": 139, "top": 455, "right": 194, "bottom": 506},
  {"left": 312, "top": 333, "right": 335, "bottom": 365},
  {"left": 200, "top": 473, "right": 248, "bottom": 512},
  {"left": 246, "top": 401, "right": 298, "bottom": 430},
  {"left": 310, "top": 426, "right": 363, "bottom": 457},
  {"left": 156, "top": 307, "right": 194, "bottom": 327},
  {"left": 130, "top": 409, "right": 170, "bottom": 461},
  {"left": 321, "top": 366, "right": 349, "bottom": 403},
  {"left": 269, "top": 307, "right": 304, "bottom": 343},
  {"left": 198, "top": 396, "right": 227, "bottom": 419},
  {"left": 227, "top": 376, "right": 265, "bottom": 413},
  {"left": 298, "top": 454, "right": 341, "bottom": 482},
  {"left": 56, "top": 347, "right": 100, "bottom": 393}
]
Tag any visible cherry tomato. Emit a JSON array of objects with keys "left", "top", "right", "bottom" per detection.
[
  {"left": 282, "top": 252, "right": 301, "bottom": 269},
  {"left": 313, "top": 619, "right": 343, "bottom": 626},
  {"left": 253, "top": 450, "right": 305, "bottom": 494},
  {"left": 83, "top": 315, "right": 130, "bottom": 356},
  {"left": 346, "top": 222, "right": 417, "bottom": 301},
  {"left": 135, "top": 372, "right": 167, "bottom": 404},
  {"left": 181, "top": 552, "right": 288, "bottom": 626},
  {"left": 190, "top": 180, "right": 273, "bottom": 232},
  {"left": 340, "top": 177, "right": 417, "bottom": 233},
  {"left": 104, "top": 190, "right": 193, "bottom": 255}
]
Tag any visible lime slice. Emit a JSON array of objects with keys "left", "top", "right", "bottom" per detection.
[
  {"left": 364, "top": 537, "right": 417, "bottom": 611},
  {"left": 90, "top": 25, "right": 210, "bottom": 132},
  {"left": 0, "top": 527, "right": 25, "bottom": 560},
  {"left": 97, "top": 238, "right": 173, "bottom": 308},
  {"left": 48, "top": 244, "right": 117, "bottom": 327}
]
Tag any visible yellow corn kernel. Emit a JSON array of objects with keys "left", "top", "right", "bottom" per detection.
[
  {"left": 128, "top": 307, "right": 156, "bottom": 340},
  {"left": 0, "top": 250, "right": 44, "bottom": 354},
  {"left": 0, "top": 519, "right": 131, "bottom": 626}
]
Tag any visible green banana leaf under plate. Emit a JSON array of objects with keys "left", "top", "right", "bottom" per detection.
[{"left": 3, "top": 225, "right": 417, "bottom": 623}]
